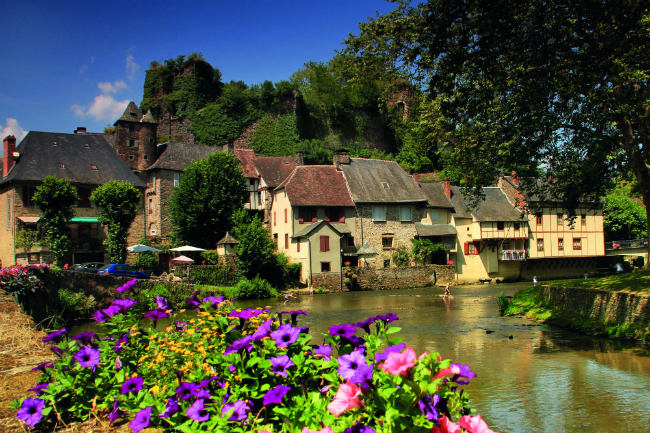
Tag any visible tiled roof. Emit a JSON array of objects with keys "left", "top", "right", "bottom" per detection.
[
  {"left": 418, "top": 183, "right": 454, "bottom": 208},
  {"left": 450, "top": 186, "right": 523, "bottom": 221},
  {"left": 234, "top": 149, "right": 259, "bottom": 178},
  {"left": 277, "top": 165, "right": 354, "bottom": 207},
  {"left": 217, "top": 232, "right": 239, "bottom": 245},
  {"left": 0, "top": 131, "right": 145, "bottom": 188},
  {"left": 254, "top": 156, "right": 296, "bottom": 187},
  {"left": 414, "top": 222, "right": 457, "bottom": 237},
  {"left": 341, "top": 158, "right": 428, "bottom": 203},
  {"left": 147, "top": 142, "right": 218, "bottom": 171}
]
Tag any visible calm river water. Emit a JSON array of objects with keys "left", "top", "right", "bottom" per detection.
[{"left": 237, "top": 283, "right": 650, "bottom": 433}]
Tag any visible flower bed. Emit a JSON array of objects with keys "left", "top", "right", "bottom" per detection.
[{"left": 14, "top": 279, "right": 499, "bottom": 433}]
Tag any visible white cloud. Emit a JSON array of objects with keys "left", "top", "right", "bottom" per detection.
[
  {"left": 71, "top": 95, "right": 129, "bottom": 122},
  {"left": 126, "top": 54, "right": 139, "bottom": 79},
  {"left": 1, "top": 118, "right": 28, "bottom": 142},
  {"left": 97, "top": 80, "right": 127, "bottom": 94}
]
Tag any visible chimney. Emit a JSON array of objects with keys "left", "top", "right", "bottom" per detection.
[
  {"left": 294, "top": 151, "right": 304, "bottom": 166},
  {"left": 333, "top": 149, "right": 350, "bottom": 171},
  {"left": 511, "top": 170, "right": 519, "bottom": 186},
  {"left": 442, "top": 178, "right": 451, "bottom": 198},
  {"left": 74, "top": 126, "right": 87, "bottom": 134},
  {"left": 3, "top": 135, "right": 17, "bottom": 176}
]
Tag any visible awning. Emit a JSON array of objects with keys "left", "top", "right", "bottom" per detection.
[
  {"left": 18, "top": 216, "right": 40, "bottom": 223},
  {"left": 70, "top": 217, "right": 100, "bottom": 223},
  {"left": 415, "top": 222, "right": 457, "bottom": 237}
]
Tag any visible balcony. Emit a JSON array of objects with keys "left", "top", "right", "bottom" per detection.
[{"left": 500, "top": 249, "right": 528, "bottom": 261}]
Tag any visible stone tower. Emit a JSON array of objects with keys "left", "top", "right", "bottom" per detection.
[{"left": 112, "top": 101, "right": 157, "bottom": 172}]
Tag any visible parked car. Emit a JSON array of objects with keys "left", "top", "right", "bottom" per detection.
[
  {"left": 98, "top": 264, "right": 149, "bottom": 279},
  {"left": 73, "top": 262, "right": 107, "bottom": 274}
]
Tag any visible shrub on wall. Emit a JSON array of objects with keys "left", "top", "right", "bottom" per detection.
[
  {"left": 392, "top": 244, "right": 411, "bottom": 267},
  {"left": 235, "top": 277, "right": 277, "bottom": 299}
]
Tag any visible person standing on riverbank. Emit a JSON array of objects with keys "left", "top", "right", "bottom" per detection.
[{"left": 533, "top": 276, "right": 538, "bottom": 286}]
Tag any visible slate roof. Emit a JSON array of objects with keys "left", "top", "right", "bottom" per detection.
[
  {"left": 217, "top": 232, "right": 239, "bottom": 245},
  {"left": 293, "top": 220, "right": 349, "bottom": 238},
  {"left": 414, "top": 222, "right": 457, "bottom": 237},
  {"left": 276, "top": 165, "right": 354, "bottom": 207},
  {"left": 114, "top": 101, "right": 143, "bottom": 124},
  {"left": 450, "top": 186, "right": 523, "bottom": 221},
  {"left": 0, "top": 131, "right": 145, "bottom": 188},
  {"left": 255, "top": 156, "right": 297, "bottom": 188},
  {"left": 340, "top": 158, "right": 428, "bottom": 204},
  {"left": 418, "top": 183, "right": 454, "bottom": 208},
  {"left": 234, "top": 149, "right": 259, "bottom": 178},
  {"left": 147, "top": 142, "right": 218, "bottom": 171}
]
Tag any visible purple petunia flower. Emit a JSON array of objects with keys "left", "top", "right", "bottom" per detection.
[
  {"left": 344, "top": 421, "right": 377, "bottom": 433},
  {"left": 224, "top": 335, "right": 253, "bottom": 355},
  {"left": 270, "top": 323, "right": 300, "bottom": 348},
  {"left": 112, "top": 298, "right": 137, "bottom": 312},
  {"left": 92, "top": 310, "right": 107, "bottom": 323},
  {"left": 418, "top": 394, "right": 440, "bottom": 421},
  {"left": 251, "top": 318, "right": 274, "bottom": 341},
  {"left": 375, "top": 343, "right": 407, "bottom": 362},
  {"left": 192, "top": 388, "right": 212, "bottom": 400},
  {"left": 108, "top": 400, "right": 127, "bottom": 426},
  {"left": 374, "top": 313, "right": 399, "bottom": 325},
  {"left": 338, "top": 350, "right": 373, "bottom": 384},
  {"left": 186, "top": 290, "right": 202, "bottom": 308},
  {"left": 129, "top": 406, "right": 151, "bottom": 433},
  {"left": 198, "top": 376, "right": 219, "bottom": 389},
  {"left": 159, "top": 396, "right": 179, "bottom": 419},
  {"left": 175, "top": 382, "right": 197, "bottom": 401},
  {"left": 101, "top": 304, "right": 122, "bottom": 318},
  {"left": 116, "top": 278, "right": 138, "bottom": 293},
  {"left": 174, "top": 321, "right": 187, "bottom": 332},
  {"left": 262, "top": 384, "right": 291, "bottom": 406},
  {"left": 279, "top": 310, "right": 306, "bottom": 326},
  {"left": 201, "top": 295, "right": 224, "bottom": 307},
  {"left": 32, "top": 361, "right": 53, "bottom": 373},
  {"left": 186, "top": 398, "right": 210, "bottom": 422},
  {"left": 71, "top": 331, "right": 98, "bottom": 346},
  {"left": 41, "top": 328, "right": 66, "bottom": 343},
  {"left": 155, "top": 296, "right": 169, "bottom": 310},
  {"left": 144, "top": 309, "right": 169, "bottom": 325},
  {"left": 354, "top": 317, "right": 376, "bottom": 334},
  {"left": 269, "top": 355, "right": 295, "bottom": 377},
  {"left": 120, "top": 377, "right": 143, "bottom": 395},
  {"left": 16, "top": 397, "right": 45, "bottom": 426},
  {"left": 227, "top": 365, "right": 237, "bottom": 373},
  {"left": 329, "top": 323, "right": 357, "bottom": 339},
  {"left": 221, "top": 400, "right": 249, "bottom": 422},
  {"left": 114, "top": 333, "right": 129, "bottom": 353},
  {"left": 74, "top": 345, "right": 101, "bottom": 368},
  {"left": 314, "top": 345, "right": 333, "bottom": 361},
  {"left": 450, "top": 363, "right": 476, "bottom": 385},
  {"left": 50, "top": 346, "right": 64, "bottom": 357},
  {"left": 28, "top": 382, "right": 49, "bottom": 396}
]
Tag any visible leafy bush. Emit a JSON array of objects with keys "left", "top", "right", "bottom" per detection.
[
  {"left": 14, "top": 282, "right": 498, "bottom": 433},
  {"left": 189, "top": 265, "right": 238, "bottom": 286},
  {"left": 411, "top": 239, "right": 446, "bottom": 265},
  {"left": 391, "top": 244, "right": 411, "bottom": 267},
  {"left": 15, "top": 229, "right": 41, "bottom": 251},
  {"left": 200, "top": 250, "right": 220, "bottom": 265},
  {"left": 235, "top": 277, "right": 276, "bottom": 299}
]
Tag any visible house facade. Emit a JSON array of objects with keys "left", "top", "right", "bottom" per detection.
[
  {"left": 416, "top": 181, "right": 457, "bottom": 263},
  {"left": 0, "top": 131, "right": 146, "bottom": 266},
  {"left": 270, "top": 165, "right": 355, "bottom": 284}
]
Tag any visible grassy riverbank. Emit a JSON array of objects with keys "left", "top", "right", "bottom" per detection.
[{"left": 504, "top": 268, "right": 650, "bottom": 342}]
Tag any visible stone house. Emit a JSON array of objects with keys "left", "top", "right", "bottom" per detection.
[
  {"left": 497, "top": 173, "right": 605, "bottom": 279},
  {"left": 449, "top": 186, "right": 529, "bottom": 282},
  {"left": 270, "top": 165, "right": 355, "bottom": 284},
  {"left": 0, "top": 131, "right": 146, "bottom": 266},
  {"left": 336, "top": 152, "right": 429, "bottom": 268}
]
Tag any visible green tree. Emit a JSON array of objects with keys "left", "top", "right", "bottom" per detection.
[
  {"left": 230, "top": 209, "right": 276, "bottom": 279},
  {"left": 170, "top": 152, "right": 247, "bottom": 248},
  {"left": 250, "top": 113, "right": 300, "bottom": 156},
  {"left": 32, "top": 176, "right": 78, "bottom": 266},
  {"left": 603, "top": 193, "right": 647, "bottom": 241},
  {"left": 91, "top": 181, "right": 142, "bottom": 264}
]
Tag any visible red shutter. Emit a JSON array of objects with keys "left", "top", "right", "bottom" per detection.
[
  {"left": 320, "top": 235, "right": 329, "bottom": 252},
  {"left": 285, "top": 233, "right": 289, "bottom": 249},
  {"left": 464, "top": 242, "right": 469, "bottom": 255},
  {"left": 284, "top": 209, "right": 287, "bottom": 223},
  {"left": 297, "top": 240, "right": 300, "bottom": 252}
]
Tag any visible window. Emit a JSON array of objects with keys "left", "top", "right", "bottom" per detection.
[
  {"left": 77, "top": 187, "right": 91, "bottom": 208},
  {"left": 298, "top": 207, "right": 317, "bottom": 224},
  {"left": 536, "top": 214, "right": 543, "bottom": 225},
  {"left": 128, "top": 155, "right": 134, "bottom": 160},
  {"left": 273, "top": 211, "right": 276, "bottom": 226},
  {"left": 321, "top": 262, "right": 331, "bottom": 273},
  {"left": 320, "top": 235, "right": 330, "bottom": 252},
  {"left": 464, "top": 242, "right": 479, "bottom": 255},
  {"left": 173, "top": 173, "right": 180, "bottom": 187},
  {"left": 573, "top": 238, "right": 582, "bottom": 250},
  {"left": 325, "top": 207, "right": 344, "bottom": 223},
  {"left": 497, "top": 222, "right": 504, "bottom": 231},
  {"left": 249, "top": 179, "right": 255, "bottom": 186},
  {"left": 383, "top": 259, "right": 390, "bottom": 268},
  {"left": 273, "top": 233, "right": 278, "bottom": 248},
  {"left": 430, "top": 208, "right": 440, "bottom": 223},
  {"left": 381, "top": 235, "right": 394, "bottom": 250},
  {"left": 28, "top": 253, "right": 39, "bottom": 264},
  {"left": 514, "top": 222, "right": 520, "bottom": 230},
  {"left": 148, "top": 198, "right": 154, "bottom": 214},
  {"left": 537, "top": 239, "right": 544, "bottom": 251},
  {"left": 128, "top": 124, "right": 134, "bottom": 132},
  {"left": 128, "top": 139, "right": 136, "bottom": 147},
  {"left": 143, "top": 155, "right": 148, "bottom": 160},
  {"left": 399, "top": 206, "right": 412, "bottom": 222},
  {"left": 285, "top": 233, "right": 289, "bottom": 249},
  {"left": 373, "top": 206, "right": 386, "bottom": 222},
  {"left": 284, "top": 208, "right": 287, "bottom": 224},
  {"left": 21, "top": 185, "right": 36, "bottom": 207},
  {"left": 581, "top": 214, "right": 586, "bottom": 226},
  {"left": 557, "top": 213, "right": 563, "bottom": 225},
  {"left": 558, "top": 238, "right": 564, "bottom": 251}
]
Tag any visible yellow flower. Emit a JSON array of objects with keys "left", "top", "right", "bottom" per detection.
[{"left": 150, "top": 385, "right": 160, "bottom": 395}]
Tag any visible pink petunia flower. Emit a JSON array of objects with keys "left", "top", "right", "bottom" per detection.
[
  {"left": 431, "top": 415, "right": 462, "bottom": 433},
  {"left": 326, "top": 382, "right": 363, "bottom": 417},
  {"left": 378, "top": 346, "right": 417, "bottom": 376},
  {"left": 433, "top": 364, "right": 462, "bottom": 380},
  {"left": 458, "top": 414, "right": 498, "bottom": 433},
  {"left": 301, "top": 428, "right": 334, "bottom": 433}
]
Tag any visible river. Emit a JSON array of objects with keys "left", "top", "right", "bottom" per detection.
[{"left": 237, "top": 282, "right": 650, "bottom": 433}]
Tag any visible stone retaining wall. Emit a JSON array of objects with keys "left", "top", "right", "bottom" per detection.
[
  {"left": 540, "top": 285, "right": 650, "bottom": 327},
  {"left": 312, "top": 265, "right": 454, "bottom": 291}
]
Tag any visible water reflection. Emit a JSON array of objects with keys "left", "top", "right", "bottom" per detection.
[{"left": 239, "top": 283, "right": 650, "bottom": 433}]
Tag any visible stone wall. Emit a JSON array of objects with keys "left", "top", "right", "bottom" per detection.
[
  {"left": 312, "top": 265, "right": 454, "bottom": 291},
  {"left": 540, "top": 285, "right": 650, "bottom": 327}
]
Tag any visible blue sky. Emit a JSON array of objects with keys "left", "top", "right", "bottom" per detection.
[{"left": 1, "top": 0, "right": 396, "bottom": 147}]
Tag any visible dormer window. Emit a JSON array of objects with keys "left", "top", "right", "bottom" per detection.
[
  {"left": 84, "top": 143, "right": 89, "bottom": 148},
  {"left": 90, "top": 164, "right": 98, "bottom": 170},
  {"left": 58, "top": 163, "right": 65, "bottom": 169},
  {"left": 382, "top": 182, "right": 389, "bottom": 190}
]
